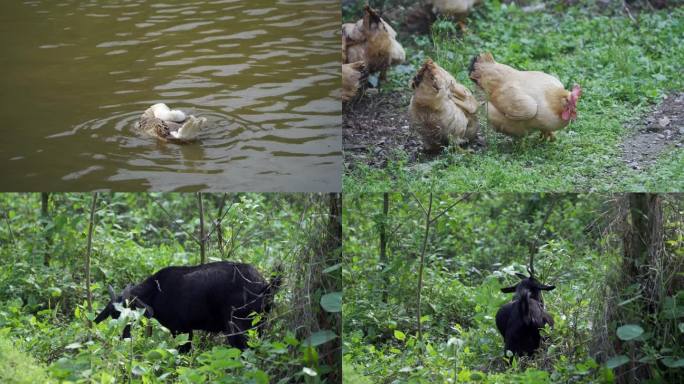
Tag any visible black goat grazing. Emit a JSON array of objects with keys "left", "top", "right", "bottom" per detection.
[
  {"left": 495, "top": 272, "right": 555, "bottom": 356},
  {"left": 94, "top": 261, "right": 282, "bottom": 352}
]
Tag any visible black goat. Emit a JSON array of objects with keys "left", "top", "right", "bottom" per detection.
[
  {"left": 495, "top": 272, "right": 555, "bottom": 356},
  {"left": 94, "top": 261, "right": 282, "bottom": 352}
]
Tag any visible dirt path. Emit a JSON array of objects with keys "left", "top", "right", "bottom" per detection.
[{"left": 621, "top": 93, "right": 684, "bottom": 170}]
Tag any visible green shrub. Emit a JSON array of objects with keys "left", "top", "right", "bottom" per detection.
[{"left": 0, "top": 333, "right": 49, "bottom": 384}]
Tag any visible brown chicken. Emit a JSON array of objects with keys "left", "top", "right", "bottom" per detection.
[
  {"left": 409, "top": 59, "right": 479, "bottom": 152},
  {"left": 342, "top": 61, "right": 368, "bottom": 102},
  {"left": 342, "top": 6, "right": 405, "bottom": 77},
  {"left": 469, "top": 52, "right": 581, "bottom": 141}
]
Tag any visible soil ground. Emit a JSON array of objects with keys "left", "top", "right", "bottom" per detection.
[
  {"left": 344, "top": 91, "right": 684, "bottom": 173},
  {"left": 343, "top": 91, "right": 417, "bottom": 169}
]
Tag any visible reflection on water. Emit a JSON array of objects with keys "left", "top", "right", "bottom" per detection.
[{"left": 0, "top": 0, "right": 341, "bottom": 191}]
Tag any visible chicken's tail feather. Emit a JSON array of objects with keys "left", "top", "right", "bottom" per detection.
[
  {"left": 364, "top": 5, "right": 382, "bottom": 27},
  {"left": 468, "top": 55, "right": 479, "bottom": 79},
  {"left": 468, "top": 52, "right": 495, "bottom": 86},
  {"left": 410, "top": 58, "right": 435, "bottom": 89}
]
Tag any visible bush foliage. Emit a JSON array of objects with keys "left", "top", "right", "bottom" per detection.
[
  {"left": 342, "top": 193, "right": 683, "bottom": 383},
  {"left": 0, "top": 193, "right": 341, "bottom": 383}
]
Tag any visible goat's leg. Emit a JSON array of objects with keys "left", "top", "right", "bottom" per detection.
[
  {"left": 222, "top": 306, "right": 249, "bottom": 350},
  {"left": 121, "top": 324, "right": 132, "bottom": 340},
  {"left": 172, "top": 329, "right": 193, "bottom": 353}
]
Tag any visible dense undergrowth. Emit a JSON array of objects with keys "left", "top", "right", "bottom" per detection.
[
  {"left": 342, "top": 194, "right": 684, "bottom": 383},
  {"left": 343, "top": 1, "right": 684, "bottom": 192},
  {"left": 0, "top": 193, "right": 341, "bottom": 383}
]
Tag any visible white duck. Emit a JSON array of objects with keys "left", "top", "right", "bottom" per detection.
[{"left": 139, "top": 103, "right": 207, "bottom": 143}]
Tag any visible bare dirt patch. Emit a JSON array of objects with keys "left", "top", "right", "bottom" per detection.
[
  {"left": 343, "top": 91, "right": 420, "bottom": 169},
  {"left": 621, "top": 92, "right": 684, "bottom": 170},
  {"left": 343, "top": 91, "right": 486, "bottom": 170}
]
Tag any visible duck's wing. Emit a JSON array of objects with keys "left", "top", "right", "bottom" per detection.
[
  {"left": 170, "top": 116, "right": 206, "bottom": 140},
  {"left": 141, "top": 106, "right": 156, "bottom": 119},
  {"left": 140, "top": 115, "right": 177, "bottom": 139}
]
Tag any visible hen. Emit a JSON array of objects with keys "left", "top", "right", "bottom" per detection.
[
  {"left": 409, "top": 59, "right": 479, "bottom": 152},
  {"left": 342, "top": 61, "right": 368, "bottom": 102},
  {"left": 428, "top": 0, "right": 481, "bottom": 19},
  {"left": 342, "top": 5, "right": 405, "bottom": 78},
  {"left": 469, "top": 52, "right": 581, "bottom": 141}
]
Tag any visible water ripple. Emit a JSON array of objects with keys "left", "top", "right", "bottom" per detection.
[{"left": 0, "top": 0, "right": 341, "bottom": 191}]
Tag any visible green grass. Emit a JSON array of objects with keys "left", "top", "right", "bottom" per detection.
[{"left": 344, "top": 2, "right": 684, "bottom": 192}]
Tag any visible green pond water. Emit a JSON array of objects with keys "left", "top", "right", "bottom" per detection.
[{"left": 0, "top": 0, "right": 341, "bottom": 192}]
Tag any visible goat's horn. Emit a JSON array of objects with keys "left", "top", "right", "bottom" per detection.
[
  {"left": 540, "top": 284, "right": 556, "bottom": 291},
  {"left": 122, "top": 284, "right": 133, "bottom": 300}
]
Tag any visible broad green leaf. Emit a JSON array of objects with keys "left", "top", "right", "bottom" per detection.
[
  {"left": 175, "top": 333, "right": 189, "bottom": 346},
  {"left": 146, "top": 349, "right": 167, "bottom": 360},
  {"left": 49, "top": 287, "right": 62, "bottom": 298},
  {"left": 249, "top": 370, "right": 269, "bottom": 384},
  {"left": 394, "top": 330, "right": 406, "bottom": 341},
  {"left": 320, "top": 291, "right": 342, "bottom": 313},
  {"left": 662, "top": 357, "right": 684, "bottom": 368},
  {"left": 131, "top": 365, "right": 146, "bottom": 376},
  {"left": 322, "top": 264, "right": 341, "bottom": 274},
  {"left": 616, "top": 324, "right": 644, "bottom": 341},
  {"left": 303, "top": 330, "right": 337, "bottom": 347},
  {"left": 210, "top": 347, "right": 241, "bottom": 360},
  {"left": 212, "top": 359, "right": 242, "bottom": 370},
  {"left": 661, "top": 295, "right": 684, "bottom": 319},
  {"left": 606, "top": 355, "right": 630, "bottom": 369},
  {"left": 284, "top": 332, "right": 299, "bottom": 346}
]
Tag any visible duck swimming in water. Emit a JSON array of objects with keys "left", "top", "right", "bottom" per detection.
[{"left": 139, "top": 103, "right": 207, "bottom": 143}]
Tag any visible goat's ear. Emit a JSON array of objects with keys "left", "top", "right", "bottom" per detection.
[
  {"left": 540, "top": 284, "right": 555, "bottom": 291},
  {"left": 501, "top": 285, "right": 517, "bottom": 293}
]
